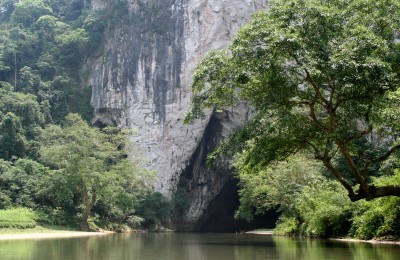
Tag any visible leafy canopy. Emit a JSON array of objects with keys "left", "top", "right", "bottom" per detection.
[
  {"left": 40, "top": 113, "right": 153, "bottom": 230},
  {"left": 186, "top": 0, "right": 400, "bottom": 201}
]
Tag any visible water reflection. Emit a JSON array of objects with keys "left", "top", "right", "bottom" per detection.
[
  {"left": 0, "top": 233, "right": 399, "bottom": 260},
  {"left": 273, "top": 236, "right": 400, "bottom": 260}
]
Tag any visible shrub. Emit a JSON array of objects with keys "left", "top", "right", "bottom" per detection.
[
  {"left": 0, "top": 208, "right": 37, "bottom": 228},
  {"left": 136, "top": 192, "right": 172, "bottom": 228},
  {"left": 274, "top": 215, "right": 299, "bottom": 236},
  {"left": 350, "top": 197, "right": 400, "bottom": 239},
  {"left": 295, "top": 181, "right": 353, "bottom": 238},
  {"left": 126, "top": 215, "right": 144, "bottom": 229},
  {"left": 172, "top": 188, "right": 191, "bottom": 218},
  {"left": 0, "top": 192, "right": 12, "bottom": 209},
  {"left": 35, "top": 207, "right": 71, "bottom": 226}
]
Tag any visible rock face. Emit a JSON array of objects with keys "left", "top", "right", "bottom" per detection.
[{"left": 88, "top": 0, "right": 267, "bottom": 230}]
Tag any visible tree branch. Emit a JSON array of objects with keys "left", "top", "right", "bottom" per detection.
[
  {"left": 344, "top": 124, "right": 373, "bottom": 144},
  {"left": 336, "top": 140, "right": 371, "bottom": 196},
  {"left": 361, "top": 143, "right": 400, "bottom": 177},
  {"left": 308, "top": 97, "right": 328, "bottom": 131},
  {"left": 369, "top": 185, "right": 400, "bottom": 200},
  {"left": 350, "top": 185, "right": 400, "bottom": 202},
  {"left": 287, "top": 49, "right": 328, "bottom": 106},
  {"left": 320, "top": 157, "right": 357, "bottom": 199}
]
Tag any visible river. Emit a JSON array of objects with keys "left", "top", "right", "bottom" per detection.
[{"left": 0, "top": 233, "right": 399, "bottom": 259}]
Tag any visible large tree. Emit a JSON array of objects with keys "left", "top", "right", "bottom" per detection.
[
  {"left": 40, "top": 113, "right": 151, "bottom": 231},
  {"left": 0, "top": 82, "right": 44, "bottom": 160},
  {"left": 185, "top": 0, "right": 400, "bottom": 201}
]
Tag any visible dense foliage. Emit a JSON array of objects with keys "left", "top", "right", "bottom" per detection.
[
  {"left": 0, "top": 0, "right": 173, "bottom": 231},
  {"left": 0, "top": 113, "right": 159, "bottom": 231},
  {"left": 39, "top": 113, "right": 155, "bottom": 231},
  {"left": 0, "top": 0, "right": 97, "bottom": 123},
  {"left": 186, "top": 0, "right": 400, "bottom": 238},
  {"left": 0, "top": 208, "right": 36, "bottom": 228},
  {"left": 236, "top": 153, "right": 400, "bottom": 239},
  {"left": 2, "top": 0, "right": 400, "bottom": 238}
]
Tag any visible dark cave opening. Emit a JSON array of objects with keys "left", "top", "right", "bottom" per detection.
[
  {"left": 193, "top": 178, "right": 279, "bottom": 233},
  {"left": 174, "top": 111, "right": 278, "bottom": 232}
]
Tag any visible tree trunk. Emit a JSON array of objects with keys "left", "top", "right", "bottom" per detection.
[
  {"left": 320, "top": 156, "right": 400, "bottom": 202},
  {"left": 80, "top": 210, "right": 91, "bottom": 232},
  {"left": 80, "top": 191, "right": 97, "bottom": 231},
  {"left": 350, "top": 185, "right": 400, "bottom": 202}
]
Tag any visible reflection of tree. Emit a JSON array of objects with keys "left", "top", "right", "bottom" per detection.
[
  {"left": 0, "top": 240, "right": 36, "bottom": 259},
  {"left": 272, "top": 236, "right": 400, "bottom": 260}
]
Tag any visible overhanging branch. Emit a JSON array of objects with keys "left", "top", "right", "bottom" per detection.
[
  {"left": 361, "top": 143, "right": 400, "bottom": 177},
  {"left": 344, "top": 124, "right": 373, "bottom": 144},
  {"left": 321, "top": 158, "right": 357, "bottom": 199},
  {"left": 336, "top": 140, "right": 370, "bottom": 196}
]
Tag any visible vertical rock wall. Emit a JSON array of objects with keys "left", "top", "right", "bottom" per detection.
[{"left": 88, "top": 0, "right": 267, "bottom": 230}]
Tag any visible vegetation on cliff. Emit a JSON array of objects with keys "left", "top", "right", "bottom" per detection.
[{"left": 0, "top": 0, "right": 173, "bottom": 232}]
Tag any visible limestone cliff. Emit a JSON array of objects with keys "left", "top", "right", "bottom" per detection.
[{"left": 87, "top": 0, "right": 267, "bottom": 230}]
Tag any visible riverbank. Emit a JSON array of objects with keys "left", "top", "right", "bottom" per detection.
[
  {"left": 329, "top": 237, "right": 400, "bottom": 246},
  {"left": 0, "top": 226, "right": 112, "bottom": 241},
  {"left": 245, "top": 230, "right": 400, "bottom": 245},
  {"left": 245, "top": 230, "right": 274, "bottom": 235},
  {"left": 0, "top": 232, "right": 110, "bottom": 240}
]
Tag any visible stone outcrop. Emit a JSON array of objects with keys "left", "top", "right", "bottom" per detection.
[{"left": 87, "top": 0, "right": 267, "bottom": 230}]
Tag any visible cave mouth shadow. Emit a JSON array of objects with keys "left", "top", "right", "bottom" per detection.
[
  {"left": 172, "top": 112, "right": 278, "bottom": 233},
  {"left": 192, "top": 178, "right": 279, "bottom": 233}
]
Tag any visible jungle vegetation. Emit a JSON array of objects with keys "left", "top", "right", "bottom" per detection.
[
  {"left": 1, "top": 0, "right": 400, "bottom": 238},
  {"left": 0, "top": 0, "right": 178, "bottom": 232}
]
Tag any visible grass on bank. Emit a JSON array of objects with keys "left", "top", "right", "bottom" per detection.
[
  {"left": 0, "top": 208, "right": 75, "bottom": 235},
  {"left": 0, "top": 208, "right": 36, "bottom": 229},
  {"left": 0, "top": 226, "right": 77, "bottom": 235}
]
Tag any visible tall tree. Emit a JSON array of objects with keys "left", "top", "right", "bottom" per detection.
[
  {"left": 40, "top": 113, "right": 151, "bottom": 231},
  {"left": 0, "top": 83, "right": 44, "bottom": 159},
  {"left": 11, "top": 0, "right": 53, "bottom": 27},
  {"left": 186, "top": 0, "right": 400, "bottom": 201}
]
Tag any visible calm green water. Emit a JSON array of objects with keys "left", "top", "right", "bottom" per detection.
[{"left": 0, "top": 233, "right": 399, "bottom": 260}]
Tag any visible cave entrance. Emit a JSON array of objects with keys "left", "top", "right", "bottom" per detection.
[
  {"left": 191, "top": 178, "right": 278, "bottom": 232},
  {"left": 173, "top": 112, "right": 278, "bottom": 232}
]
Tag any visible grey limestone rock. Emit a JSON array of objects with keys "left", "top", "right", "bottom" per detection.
[{"left": 87, "top": 0, "right": 267, "bottom": 229}]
